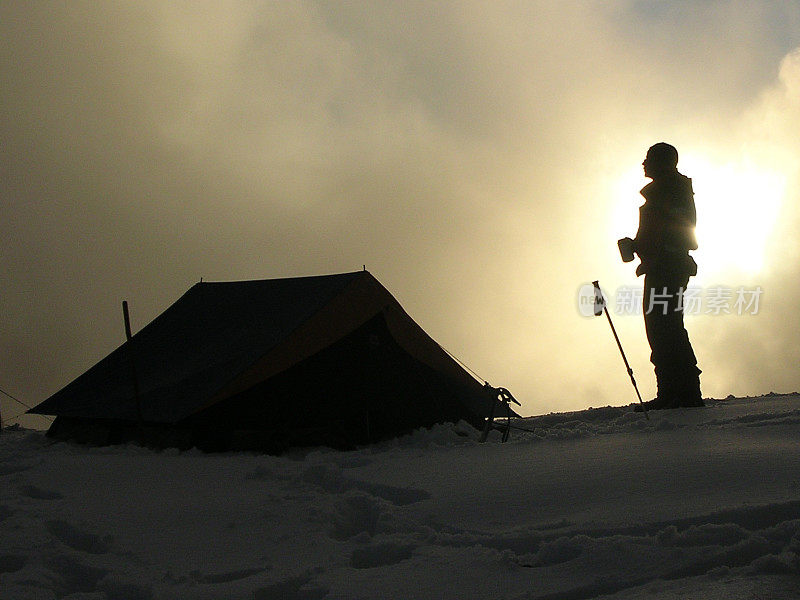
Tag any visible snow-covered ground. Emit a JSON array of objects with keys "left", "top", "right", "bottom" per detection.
[{"left": 2, "top": 394, "right": 799, "bottom": 599}]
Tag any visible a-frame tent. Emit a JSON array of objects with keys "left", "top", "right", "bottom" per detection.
[{"left": 31, "top": 271, "right": 511, "bottom": 451}]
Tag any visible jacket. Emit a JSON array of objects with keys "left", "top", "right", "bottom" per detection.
[{"left": 634, "top": 172, "right": 698, "bottom": 277}]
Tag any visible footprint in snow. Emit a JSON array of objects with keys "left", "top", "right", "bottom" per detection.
[
  {"left": 0, "top": 553, "right": 27, "bottom": 574},
  {"left": 253, "top": 574, "right": 329, "bottom": 600},
  {"left": 190, "top": 567, "right": 268, "bottom": 584},
  {"left": 350, "top": 541, "right": 416, "bottom": 569},
  {"left": 0, "top": 460, "right": 40, "bottom": 476},
  {"left": 44, "top": 554, "right": 109, "bottom": 597},
  {"left": 46, "top": 520, "right": 112, "bottom": 554},
  {"left": 20, "top": 485, "right": 64, "bottom": 500},
  {"left": 0, "top": 505, "right": 12, "bottom": 522}
]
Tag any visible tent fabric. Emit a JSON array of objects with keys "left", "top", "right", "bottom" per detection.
[{"left": 31, "top": 271, "right": 504, "bottom": 448}]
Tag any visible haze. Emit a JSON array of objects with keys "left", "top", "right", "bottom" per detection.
[{"left": 3, "top": 1, "right": 800, "bottom": 427}]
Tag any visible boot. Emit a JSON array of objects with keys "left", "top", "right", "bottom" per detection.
[
  {"left": 653, "top": 369, "right": 680, "bottom": 409},
  {"left": 673, "top": 368, "right": 703, "bottom": 407},
  {"left": 633, "top": 395, "right": 675, "bottom": 412},
  {"left": 633, "top": 371, "right": 677, "bottom": 411}
]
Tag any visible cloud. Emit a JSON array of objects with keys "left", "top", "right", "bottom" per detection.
[
  {"left": 2, "top": 2, "right": 800, "bottom": 423},
  {"left": 692, "top": 46, "right": 800, "bottom": 396}
]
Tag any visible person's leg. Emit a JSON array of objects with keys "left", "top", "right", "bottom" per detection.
[
  {"left": 663, "top": 275, "right": 702, "bottom": 407},
  {"left": 643, "top": 275, "right": 678, "bottom": 408},
  {"left": 643, "top": 273, "right": 702, "bottom": 408}
]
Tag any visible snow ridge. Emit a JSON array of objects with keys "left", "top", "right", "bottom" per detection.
[{"left": 1, "top": 394, "right": 799, "bottom": 599}]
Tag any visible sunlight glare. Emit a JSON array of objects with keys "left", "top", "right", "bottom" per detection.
[
  {"left": 682, "top": 156, "right": 785, "bottom": 279},
  {"left": 609, "top": 156, "right": 785, "bottom": 281}
]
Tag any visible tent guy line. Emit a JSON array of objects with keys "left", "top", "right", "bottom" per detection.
[
  {"left": 0, "top": 385, "right": 33, "bottom": 410},
  {"left": 1, "top": 386, "right": 54, "bottom": 427}
]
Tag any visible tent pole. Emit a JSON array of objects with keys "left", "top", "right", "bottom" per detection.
[{"left": 122, "top": 301, "right": 145, "bottom": 431}]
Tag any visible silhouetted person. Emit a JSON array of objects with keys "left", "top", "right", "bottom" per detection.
[{"left": 618, "top": 143, "right": 703, "bottom": 409}]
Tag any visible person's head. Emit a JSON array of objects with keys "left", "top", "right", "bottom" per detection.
[{"left": 643, "top": 142, "right": 679, "bottom": 179}]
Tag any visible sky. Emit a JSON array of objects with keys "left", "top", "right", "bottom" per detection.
[{"left": 2, "top": 1, "right": 800, "bottom": 427}]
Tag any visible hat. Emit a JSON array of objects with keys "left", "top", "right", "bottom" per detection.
[{"left": 645, "top": 142, "right": 679, "bottom": 169}]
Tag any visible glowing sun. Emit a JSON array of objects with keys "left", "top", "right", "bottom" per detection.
[
  {"left": 610, "top": 155, "right": 785, "bottom": 282},
  {"left": 682, "top": 156, "right": 784, "bottom": 280}
]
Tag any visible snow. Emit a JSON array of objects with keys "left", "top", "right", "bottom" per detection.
[{"left": 1, "top": 395, "right": 799, "bottom": 599}]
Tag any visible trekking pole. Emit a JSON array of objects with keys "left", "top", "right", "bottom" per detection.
[{"left": 592, "top": 281, "right": 648, "bottom": 419}]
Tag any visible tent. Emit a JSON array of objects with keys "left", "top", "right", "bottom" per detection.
[{"left": 31, "top": 271, "right": 513, "bottom": 451}]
